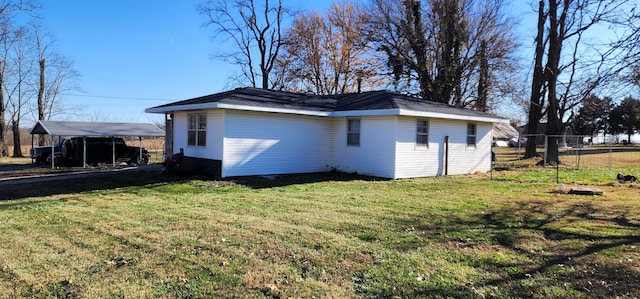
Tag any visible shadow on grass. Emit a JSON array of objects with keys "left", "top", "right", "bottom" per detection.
[
  {"left": 0, "top": 171, "right": 381, "bottom": 202},
  {"left": 0, "top": 168, "right": 187, "bottom": 202},
  {"left": 229, "top": 172, "right": 386, "bottom": 189},
  {"left": 391, "top": 200, "right": 640, "bottom": 298}
]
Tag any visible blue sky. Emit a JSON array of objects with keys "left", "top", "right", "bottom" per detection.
[
  {"left": 38, "top": 0, "right": 535, "bottom": 125},
  {"left": 39, "top": 0, "right": 335, "bottom": 125}
]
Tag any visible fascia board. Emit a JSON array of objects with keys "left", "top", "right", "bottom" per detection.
[
  {"left": 145, "top": 103, "right": 331, "bottom": 116},
  {"left": 331, "top": 108, "right": 508, "bottom": 123},
  {"left": 145, "top": 103, "right": 215, "bottom": 113},
  {"left": 147, "top": 103, "right": 507, "bottom": 123},
  {"left": 398, "top": 109, "right": 509, "bottom": 123},
  {"left": 214, "top": 103, "right": 330, "bottom": 116}
]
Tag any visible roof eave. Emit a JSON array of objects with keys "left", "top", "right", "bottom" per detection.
[
  {"left": 331, "top": 109, "right": 508, "bottom": 123},
  {"left": 145, "top": 102, "right": 331, "bottom": 117}
]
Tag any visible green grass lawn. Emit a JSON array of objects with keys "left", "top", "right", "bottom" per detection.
[{"left": 0, "top": 167, "right": 639, "bottom": 298}]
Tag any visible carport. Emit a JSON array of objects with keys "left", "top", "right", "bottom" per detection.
[{"left": 29, "top": 120, "right": 165, "bottom": 169}]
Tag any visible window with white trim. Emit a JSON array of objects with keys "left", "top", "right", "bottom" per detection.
[
  {"left": 188, "top": 113, "right": 207, "bottom": 146},
  {"left": 416, "top": 119, "right": 429, "bottom": 147},
  {"left": 347, "top": 119, "right": 360, "bottom": 146},
  {"left": 467, "top": 123, "right": 476, "bottom": 147}
]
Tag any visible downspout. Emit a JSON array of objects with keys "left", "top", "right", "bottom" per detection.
[{"left": 444, "top": 136, "right": 449, "bottom": 176}]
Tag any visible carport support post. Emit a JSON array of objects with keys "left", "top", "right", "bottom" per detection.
[
  {"left": 30, "top": 134, "right": 34, "bottom": 163},
  {"left": 138, "top": 136, "right": 142, "bottom": 164},
  {"left": 50, "top": 135, "right": 55, "bottom": 169},
  {"left": 83, "top": 136, "right": 87, "bottom": 168},
  {"left": 112, "top": 136, "right": 116, "bottom": 167}
]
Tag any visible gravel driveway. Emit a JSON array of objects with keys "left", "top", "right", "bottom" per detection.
[{"left": 0, "top": 164, "right": 163, "bottom": 187}]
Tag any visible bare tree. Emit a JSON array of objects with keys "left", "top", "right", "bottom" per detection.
[
  {"left": 34, "top": 22, "right": 46, "bottom": 146},
  {"left": 199, "top": 0, "right": 294, "bottom": 89},
  {"left": 369, "top": 0, "right": 519, "bottom": 108},
  {"left": 523, "top": 0, "right": 547, "bottom": 158},
  {"left": 5, "top": 26, "right": 33, "bottom": 157},
  {"left": 31, "top": 23, "right": 78, "bottom": 145},
  {"left": 0, "top": 0, "right": 34, "bottom": 157},
  {"left": 274, "top": 1, "right": 383, "bottom": 95},
  {"left": 0, "top": 28, "right": 8, "bottom": 157},
  {"left": 524, "top": 0, "right": 640, "bottom": 163}
]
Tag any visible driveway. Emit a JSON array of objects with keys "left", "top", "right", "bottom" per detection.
[{"left": 0, "top": 164, "right": 164, "bottom": 187}]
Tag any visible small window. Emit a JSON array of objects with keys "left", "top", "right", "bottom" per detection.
[
  {"left": 467, "top": 123, "right": 476, "bottom": 147},
  {"left": 347, "top": 119, "right": 360, "bottom": 146},
  {"left": 416, "top": 119, "right": 429, "bottom": 147},
  {"left": 188, "top": 113, "right": 207, "bottom": 146}
]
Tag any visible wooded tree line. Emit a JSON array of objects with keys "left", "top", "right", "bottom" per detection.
[
  {"left": 0, "top": 0, "right": 76, "bottom": 158},
  {"left": 200, "top": 0, "right": 640, "bottom": 165}
]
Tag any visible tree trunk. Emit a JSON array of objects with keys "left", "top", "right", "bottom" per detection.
[
  {"left": 12, "top": 120, "right": 22, "bottom": 157},
  {"left": 37, "top": 59, "right": 46, "bottom": 146},
  {"left": 0, "top": 66, "right": 6, "bottom": 157},
  {"left": 543, "top": 0, "right": 565, "bottom": 165},
  {"left": 476, "top": 40, "right": 489, "bottom": 112},
  {"left": 524, "top": 0, "right": 546, "bottom": 159},
  {"left": 405, "top": 0, "right": 433, "bottom": 101}
]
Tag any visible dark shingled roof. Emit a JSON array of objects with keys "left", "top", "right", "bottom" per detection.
[
  {"left": 146, "top": 87, "right": 504, "bottom": 121},
  {"left": 331, "top": 90, "right": 498, "bottom": 119},
  {"left": 150, "top": 88, "right": 335, "bottom": 112}
]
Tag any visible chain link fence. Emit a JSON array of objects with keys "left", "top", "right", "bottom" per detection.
[{"left": 492, "top": 134, "right": 640, "bottom": 184}]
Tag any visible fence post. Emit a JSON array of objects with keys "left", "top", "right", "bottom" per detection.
[
  {"left": 517, "top": 131, "right": 521, "bottom": 160},
  {"left": 576, "top": 138, "right": 581, "bottom": 170},
  {"left": 609, "top": 139, "right": 613, "bottom": 172},
  {"left": 543, "top": 135, "right": 548, "bottom": 167}
]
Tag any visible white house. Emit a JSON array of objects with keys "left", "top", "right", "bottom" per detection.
[{"left": 145, "top": 88, "right": 507, "bottom": 179}]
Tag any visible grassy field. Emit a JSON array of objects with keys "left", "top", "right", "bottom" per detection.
[{"left": 0, "top": 162, "right": 639, "bottom": 297}]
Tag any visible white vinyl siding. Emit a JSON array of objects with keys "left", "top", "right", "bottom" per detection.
[
  {"left": 395, "top": 117, "right": 493, "bottom": 179},
  {"left": 222, "top": 110, "right": 331, "bottom": 177},
  {"left": 395, "top": 116, "right": 441, "bottom": 178},
  {"left": 331, "top": 116, "right": 396, "bottom": 178},
  {"left": 172, "top": 110, "right": 224, "bottom": 160},
  {"left": 171, "top": 109, "right": 494, "bottom": 179},
  {"left": 446, "top": 121, "right": 492, "bottom": 175}
]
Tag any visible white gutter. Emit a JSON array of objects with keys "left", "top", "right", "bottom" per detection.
[
  {"left": 331, "top": 108, "right": 509, "bottom": 123},
  {"left": 146, "top": 104, "right": 507, "bottom": 123}
]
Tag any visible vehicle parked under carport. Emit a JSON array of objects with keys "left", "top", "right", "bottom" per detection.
[
  {"left": 29, "top": 120, "right": 165, "bottom": 168},
  {"left": 57, "top": 137, "right": 151, "bottom": 166}
]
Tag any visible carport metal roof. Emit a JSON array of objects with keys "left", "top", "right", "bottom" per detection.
[
  {"left": 30, "top": 120, "right": 165, "bottom": 137},
  {"left": 29, "top": 120, "right": 165, "bottom": 169}
]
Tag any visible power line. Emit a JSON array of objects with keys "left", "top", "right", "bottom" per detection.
[{"left": 61, "top": 93, "right": 177, "bottom": 101}]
